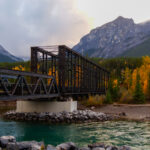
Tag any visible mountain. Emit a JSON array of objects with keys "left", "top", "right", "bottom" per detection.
[
  {"left": 0, "top": 45, "right": 23, "bottom": 62},
  {"left": 73, "top": 16, "right": 150, "bottom": 58},
  {"left": 119, "top": 37, "right": 150, "bottom": 57}
]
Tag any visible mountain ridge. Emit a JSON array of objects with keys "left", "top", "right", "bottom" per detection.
[
  {"left": 73, "top": 16, "right": 150, "bottom": 58},
  {"left": 0, "top": 45, "right": 23, "bottom": 62}
]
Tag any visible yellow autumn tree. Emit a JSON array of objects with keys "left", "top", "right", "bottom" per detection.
[
  {"left": 12, "top": 65, "right": 25, "bottom": 71},
  {"left": 125, "top": 56, "right": 150, "bottom": 98}
]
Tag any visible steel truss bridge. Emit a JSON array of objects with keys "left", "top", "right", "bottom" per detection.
[{"left": 0, "top": 45, "right": 109, "bottom": 100}]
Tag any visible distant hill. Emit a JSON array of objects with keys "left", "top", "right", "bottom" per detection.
[
  {"left": 0, "top": 45, "right": 23, "bottom": 62},
  {"left": 73, "top": 16, "right": 150, "bottom": 58}
]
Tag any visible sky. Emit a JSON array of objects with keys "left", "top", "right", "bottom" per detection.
[{"left": 0, "top": 0, "right": 150, "bottom": 57}]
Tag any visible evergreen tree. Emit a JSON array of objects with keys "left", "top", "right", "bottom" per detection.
[
  {"left": 108, "top": 79, "right": 114, "bottom": 95},
  {"left": 146, "top": 73, "right": 150, "bottom": 100},
  {"left": 105, "top": 89, "right": 112, "bottom": 104},
  {"left": 133, "top": 73, "right": 145, "bottom": 104},
  {"left": 108, "top": 79, "right": 119, "bottom": 101},
  {"left": 112, "top": 82, "right": 119, "bottom": 101}
]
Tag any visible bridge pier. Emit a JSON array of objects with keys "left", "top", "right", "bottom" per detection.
[{"left": 16, "top": 100, "right": 77, "bottom": 113}]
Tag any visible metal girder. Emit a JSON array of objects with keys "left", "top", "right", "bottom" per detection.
[{"left": 0, "top": 69, "right": 60, "bottom": 100}]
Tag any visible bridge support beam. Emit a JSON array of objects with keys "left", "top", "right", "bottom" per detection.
[{"left": 16, "top": 100, "right": 77, "bottom": 113}]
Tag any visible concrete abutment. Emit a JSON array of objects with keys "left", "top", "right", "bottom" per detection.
[{"left": 16, "top": 100, "right": 77, "bottom": 113}]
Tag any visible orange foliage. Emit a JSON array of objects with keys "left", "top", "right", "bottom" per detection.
[
  {"left": 48, "top": 68, "right": 58, "bottom": 84},
  {"left": 12, "top": 65, "right": 25, "bottom": 71},
  {"left": 113, "top": 79, "right": 118, "bottom": 87},
  {"left": 123, "top": 56, "right": 150, "bottom": 98}
]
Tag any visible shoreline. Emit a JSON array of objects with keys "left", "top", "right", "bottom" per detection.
[{"left": 1, "top": 101, "right": 150, "bottom": 121}]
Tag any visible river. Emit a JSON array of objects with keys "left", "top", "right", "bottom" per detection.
[{"left": 0, "top": 117, "right": 150, "bottom": 150}]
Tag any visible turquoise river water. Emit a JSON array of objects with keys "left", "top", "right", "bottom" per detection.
[{"left": 0, "top": 119, "right": 150, "bottom": 150}]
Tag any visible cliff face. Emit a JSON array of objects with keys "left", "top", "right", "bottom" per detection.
[{"left": 73, "top": 16, "right": 150, "bottom": 58}]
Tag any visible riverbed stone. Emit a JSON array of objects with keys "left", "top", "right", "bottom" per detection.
[
  {"left": 47, "top": 144, "right": 57, "bottom": 150},
  {"left": 56, "top": 142, "right": 77, "bottom": 150},
  {"left": 79, "top": 147, "right": 91, "bottom": 150},
  {"left": 3, "top": 110, "right": 118, "bottom": 123},
  {"left": 17, "top": 141, "right": 43, "bottom": 150},
  {"left": 6, "top": 141, "right": 43, "bottom": 150},
  {"left": 0, "top": 136, "right": 16, "bottom": 148},
  {"left": 106, "top": 146, "right": 118, "bottom": 150},
  {"left": 6, "top": 142, "right": 17, "bottom": 150},
  {"left": 88, "top": 143, "right": 105, "bottom": 149},
  {"left": 92, "top": 148, "right": 105, "bottom": 150},
  {"left": 31, "top": 144, "right": 42, "bottom": 150}
]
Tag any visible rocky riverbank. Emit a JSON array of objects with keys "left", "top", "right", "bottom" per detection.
[
  {"left": 0, "top": 136, "right": 131, "bottom": 150},
  {"left": 3, "top": 110, "right": 123, "bottom": 123}
]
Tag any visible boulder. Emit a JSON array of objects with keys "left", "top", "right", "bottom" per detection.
[
  {"left": 0, "top": 136, "right": 16, "bottom": 148},
  {"left": 56, "top": 142, "right": 77, "bottom": 150},
  {"left": 7, "top": 141, "right": 43, "bottom": 150},
  {"left": 17, "top": 141, "right": 42, "bottom": 150},
  {"left": 6, "top": 142, "right": 17, "bottom": 150},
  {"left": 106, "top": 146, "right": 118, "bottom": 150},
  {"left": 79, "top": 147, "right": 90, "bottom": 150},
  {"left": 92, "top": 148, "right": 105, "bottom": 150},
  {"left": 47, "top": 144, "right": 57, "bottom": 150},
  {"left": 88, "top": 143, "right": 105, "bottom": 149},
  {"left": 31, "top": 144, "right": 42, "bottom": 150}
]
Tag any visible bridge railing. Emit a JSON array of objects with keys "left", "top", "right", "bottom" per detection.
[{"left": 0, "top": 68, "right": 59, "bottom": 100}]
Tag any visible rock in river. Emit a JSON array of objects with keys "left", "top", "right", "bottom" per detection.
[{"left": 0, "top": 136, "right": 16, "bottom": 148}]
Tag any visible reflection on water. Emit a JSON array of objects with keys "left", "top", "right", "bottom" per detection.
[{"left": 0, "top": 119, "right": 150, "bottom": 150}]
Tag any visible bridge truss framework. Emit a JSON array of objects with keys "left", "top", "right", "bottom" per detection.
[{"left": 0, "top": 45, "right": 109, "bottom": 100}]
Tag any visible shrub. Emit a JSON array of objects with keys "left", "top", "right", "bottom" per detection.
[
  {"left": 119, "top": 87, "right": 133, "bottom": 103},
  {"left": 84, "top": 94, "right": 106, "bottom": 107}
]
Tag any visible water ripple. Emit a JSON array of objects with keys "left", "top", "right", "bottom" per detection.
[{"left": 0, "top": 119, "right": 150, "bottom": 149}]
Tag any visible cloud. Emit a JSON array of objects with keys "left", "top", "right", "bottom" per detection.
[{"left": 0, "top": 0, "right": 91, "bottom": 57}]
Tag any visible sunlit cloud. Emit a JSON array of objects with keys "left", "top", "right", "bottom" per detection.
[{"left": 76, "top": 0, "right": 150, "bottom": 27}]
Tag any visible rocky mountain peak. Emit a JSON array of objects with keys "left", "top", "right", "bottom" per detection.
[
  {"left": 73, "top": 16, "right": 150, "bottom": 58},
  {"left": 114, "top": 16, "right": 134, "bottom": 23}
]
